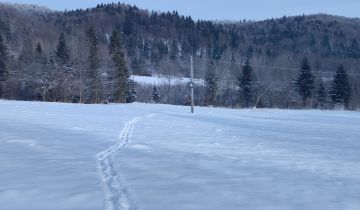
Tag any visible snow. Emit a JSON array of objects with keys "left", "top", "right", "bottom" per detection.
[
  {"left": 1, "top": 100, "right": 360, "bottom": 210},
  {"left": 1, "top": 2, "right": 52, "bottom": 14},
  {"left": 132, "top": 75, "right": 204, "bottom": 86}
]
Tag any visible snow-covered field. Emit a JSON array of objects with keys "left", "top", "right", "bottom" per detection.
[
  {"left": 132, "top": 75, "right": 204, "bottom": 86},
  {"left": 1, "top": 101, "right": 360, "bottom": 210}
]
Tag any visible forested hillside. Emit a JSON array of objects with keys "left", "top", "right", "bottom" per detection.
[{"left": 0, "top": 2, "right": 359, "bottom": 109}]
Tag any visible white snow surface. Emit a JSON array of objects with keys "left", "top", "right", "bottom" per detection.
[
  {"left": 132, "top": 75, "right": 204, "bottom": 86},
  {"left": 1, "top": 100, "right": 360, "bottom": 210}
]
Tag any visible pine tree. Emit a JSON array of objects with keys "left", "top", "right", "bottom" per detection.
[
  {"left": 55, "top": 33, "right": 70, "bottom": 65},
  {"left": 109, "top": 30, "right": 129, "bottom": 103},
  {"left": 123, "top": 14, "right": 134, "bottom": 36},
  {"left": 19, "top": 37, "right": 34, "bottom": 64},
  {"left": 35, "top": 42, "right": 47, "bottom": 64},
  {"left": 0, "top": 34, "right": 8, "bottom": 98},
  {"left": 86, "top": 26, "right": 101, "bottom": 103},
  {"left": 317, "top": 81, "right": 327, "bottom": 109},
  {"left": 141, "top": 39, "right": 151, "bottom": 59},
  {"left": 237, "top": 58, "right": 255, "bottom": 107},
  {"left": 349, "top": 39, "right": 359, "bottom": 58},
  {"left": 33, "top": 42, "right": 49, "bottom": 102},
  {"left": 125, "top": 78, "right": 137, "bottom": 103},
  {"left": 329, "top": 65, "right": 352, "bottom": 109},
  {"left": 152, "top": 84, "right": 160, "bottom": 103},
  {"left": 169, "top": 40, "right": 178, "bottom": 60},
  {"left": 36, "top": 42, "right": 43, "bottom": 55},
  {"left": 295, "top": 58, "right": 315, "bottom": 107},
  {"left": 204, "top": 62, "right": 218, "bottom": 106}
]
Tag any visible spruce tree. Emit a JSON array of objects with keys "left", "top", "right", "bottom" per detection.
[
  {"left": 0, "top": 34, "right": 8, "bottom": 98},
  {"left": 152, "top": 84, "right": 160, "bottom": 103},
  {"left": 169, "top": 40, "right": 178, "bottom": 60},
  {"left": 34, "top": 42, "right": 49, "bottom": 101},
  {"left": 55, "top": 33, "right": 70, "bottom": 65},
  {"left": 36, "top": 42, "right": 43, "bottom": 55},
  {"left": 204, "top": 62, "right": 218, "bottom": 106},
  {"left": 125, "top": 78, "right": 137, "bottom": 103},
  {"left": 237, "top": 58, "right": 255, "bottom": 107},
  {"left": 295, "top": 58, "right": 315, "bottom": 107},
  {"left": 86, "top": 26, "right": 101, "bottom": 103},
  {"left": 329, "top": 65, "right": 352, "bottom": 108},
  {"left": 109, "top": 30, "right": 129, "bottom": 103},
  {"left": 35, "top": 42, "right": 47, "bottom": 64},
  {"left": 317, "top": 81, "right": 327, "bottom": 109}
]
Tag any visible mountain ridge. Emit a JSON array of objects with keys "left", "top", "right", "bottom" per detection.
[{"left": 0, "top": 1, "right": 359, "bottom": 108}]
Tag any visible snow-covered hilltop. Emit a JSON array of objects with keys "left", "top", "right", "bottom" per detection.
[{"left": 0, "top": 2, "right": 52, "bottom": 14}]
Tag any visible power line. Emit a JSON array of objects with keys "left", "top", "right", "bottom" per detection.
[
  {"left": 193, "top": 57, "right": 360, "bottom": 78},
  {"left": 31, "top": 56, "right": 360, "bottom": 78},
  {"left": 69, "top": 59, "right": 190, "bottom": 70}
]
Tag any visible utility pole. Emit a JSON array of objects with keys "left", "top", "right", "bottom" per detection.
[{"left": 190, "top": 55, "right": 195, "bottom": 113}]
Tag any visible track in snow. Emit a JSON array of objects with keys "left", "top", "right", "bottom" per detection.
[{"left": 96, "top": 115, "right": 155, "bottom": 210}]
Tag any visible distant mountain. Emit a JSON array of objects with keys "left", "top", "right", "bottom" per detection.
[
  {"left": 0, "top": 2, "right": 359, "bottom": 108},
  {"left": 8, "top": 3, "right": 51, "bottom": 13}
]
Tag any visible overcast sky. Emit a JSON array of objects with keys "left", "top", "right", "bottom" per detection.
[{"left": 2, "top": 0, "right": 360, "bottom": 21}]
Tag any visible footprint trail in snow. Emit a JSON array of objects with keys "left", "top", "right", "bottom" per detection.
[{"left": 96, "top": 114, "right": 155, "bottom": 210}]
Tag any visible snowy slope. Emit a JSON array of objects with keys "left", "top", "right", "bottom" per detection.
[
  {"left": 1, "top": 101, "right": 360, "bottom": 210},
  {"left": 0, "top": 2, "right": 52, "bottom": 14},
  {"left": 132, "top": 75, "right": 204, "bottom": 86}
]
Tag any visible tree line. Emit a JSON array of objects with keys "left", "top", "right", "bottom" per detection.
[
  {"left": 0, "top": 2, "right": 359, "bottom": 109},
  {"left": 0, "top": 28, "right": 137, "bottom": 104},
  {"left": 0, "top": 30, "right": 356, "bottom": 110},
  {"left": 200, "top": 57, "right": 353, "bottom": 109}
]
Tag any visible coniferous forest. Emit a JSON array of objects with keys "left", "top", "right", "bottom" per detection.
[{"left": 0, "top": 2, "right": 359, "bottom": 109}]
